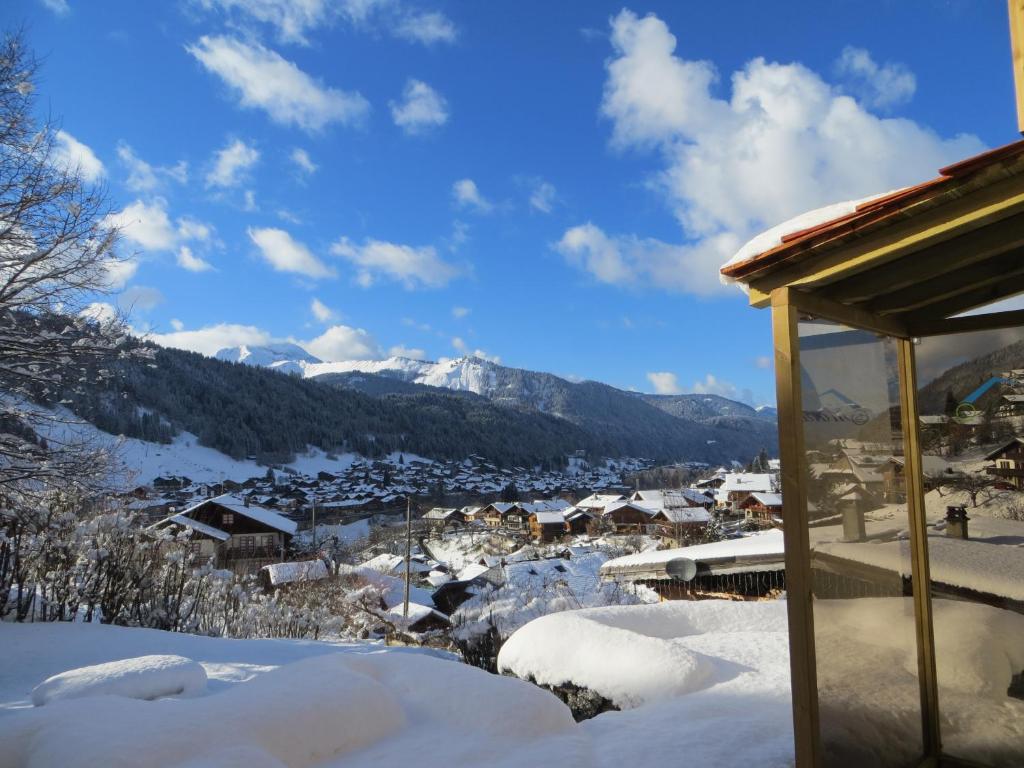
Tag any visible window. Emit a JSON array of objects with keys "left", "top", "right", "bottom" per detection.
[{"left": 221, "top": 512, "right": 234, "bottom": 526}]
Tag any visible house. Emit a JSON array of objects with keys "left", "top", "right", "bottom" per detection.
[
  {"left": 601, "top": 500, "right": 658, "bottom": 534},
  {"left": 422, "top": 507, "right": 464, "bottom": 530},
  {"left": 150, "top": 493, "right": 297, "bottom": 575},
  {"left": 714, "top": 473, "right": 775, "bottom": 511},
  {"left": 564, "top": 507, "right": 596, "bottom": 535},
  {"left": 882, "top": 455, "right": 958, "bottom": 502},
  {"left": 985, "top": 437, "right": 1024, "bottom": 490},
  {"left": 388, "top": 602, "right": 450, "bottom": 634},
  {"left": 737, "top": 492, "right": 783, "bottom": 526},
  {"left": 650, "top": 506, "right": 712, "bottom": 545},
  {"left": 575, "top": 493, "right": 625, "bottom": 515},
  {"left": 528, "top": 510, "right": 567, "bottom": 542},
  {"left": 996, "top": 394, "right": 1024, "bottom": 419}
]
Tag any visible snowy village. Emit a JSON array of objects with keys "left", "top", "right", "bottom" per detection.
[{"left": 3, "top": 3, "right": 1024, "bottom": 768}]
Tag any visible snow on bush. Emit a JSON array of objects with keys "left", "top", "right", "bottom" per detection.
[{"left": 31, "top": 654, "right": 207, "bottom": 706}]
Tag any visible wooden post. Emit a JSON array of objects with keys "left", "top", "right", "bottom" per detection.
[
  {"left": 1012, "top": 0, "right": 1024, "bottom": 134},
  {"left": 771, "top": 288, "right": 822, "bottom": 768},
  {"left": 897, "top": 338, "right": 942, "bottom": 759},
  {"left": 403, "top": 497, "right": 412, "bottom": 620}
]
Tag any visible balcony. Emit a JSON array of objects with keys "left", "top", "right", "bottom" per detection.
[{"left": 985, "top": 465, "right": 1024, "bottom": 479}]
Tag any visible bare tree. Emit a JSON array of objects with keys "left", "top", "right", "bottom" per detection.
[
  {"left": 942, "top": 472, "right": 995, "bottom": 508},
  {"left": 0, "top": 30, "right": 131, "bottom": 497}
]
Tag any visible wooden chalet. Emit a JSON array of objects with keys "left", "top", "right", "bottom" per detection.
[
  {"left": 984, "top": 437, "right": 1024, "bottom": 489},
  {"left": 601, "top": 500, "right": 657, "bottom": 533},
  {"left": 528, "top": 510, "right": 567, "bottom": 542},
  {"left": 737, "top": 492, "right": 783, "bottom": 525},
  {"left": 151, "top": 493, "right": 297, "bottom": 575}
]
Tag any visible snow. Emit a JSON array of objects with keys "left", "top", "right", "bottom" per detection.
[
  {"left": 720, "top": 190, "right": 900, "bottom": 287},
  {"left": 180, "top": 494, "right": 297, "bottom": 535},
  {"left": 602, "top": 529, "right": 784, "bottom": 571},
  {"left": 261, "top": 559, "right": 328, "bottom": 587},
  {"left": 31, "top": 655, "right": 207, "bottom": 707},
  {"left": 0, "top": 622, "right": 573, "bottom": 768}
]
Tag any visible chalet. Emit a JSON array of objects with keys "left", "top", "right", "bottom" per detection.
[
  {"left": 996, "top": 394, "right": 1024, "bottom": 419},
  {"left": 714, "top": 473, "right": 774, "bottom": 511},
  {"left": 985, "top": 437, "right": 1024, "bottom": 490},
  {"left": 478, "top": 502, "right": 520, "bottom": 529},
  {"left": 565, "top": 507, "right": 596, "bottom": 535},
  {"left": 576, "top": 493, "right": 625, "bottom": 515},
  {"left": 528, "top": 510, "right": 567, "bottom": 542},
  {"left": 150, "top": 493, "right": 297, "bottom": 575},
  {"left": 601, "top": 500, "right": 657, "bottom": 534},
  {"left": 737, "top": 492, "right": 783, "bottom": 526},
  {"left": 153, "top": 475, "right": 191, "bottom": 492},
  {"left": 422, "top": 507, "right": 464, "bottom": 530},
  {"left": 650, "top": 506, "right": 712, "bottom": 545},
  {"left": 389, "top": 602, "right": 450, "bottom": 634},
  {"left": 882, "top": 455, "right": 958, "bottom": 502}
]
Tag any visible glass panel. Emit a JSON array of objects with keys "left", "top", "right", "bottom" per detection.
[
  {"left": 916, "top": 327, "right": 1024, "bottom": 767},
  {"left": 796, "top": 318, "right": 923, "bottom": 767}
]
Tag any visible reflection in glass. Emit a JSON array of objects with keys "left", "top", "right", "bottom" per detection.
[
  {"left": 797, "top": 319, "right": 923, "bottom": 767},
  {"left": 916, "top": 329, "right": 1024, "bottom": 767}
]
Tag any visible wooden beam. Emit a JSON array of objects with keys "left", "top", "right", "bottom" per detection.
[
  {"left": 819, "top": 213, "right": 1024, "bottom": 304},
  {"left": 771, "top": 287, "right": 822, "bottom": 768},
  {"left": 864, "top": 245, "right": 1024, "bottom": 315},
  {"left": 746, "top": 173, "right": 1024, "bottom": 298},
  {"left": 898, "top": 338, "right": 942, "bottom": 760},
  {"left": 908, "top": 308, "right": 1024, "bottom": 337},
  {"left": 899, "top": 273, "right": 1024, "bottom": 324},
  {"left": 1011, "top": 0, "right": 1024, "bottom": 135},
  {"left": 788, "top": 289, "right": 910, "bottom": 338}
]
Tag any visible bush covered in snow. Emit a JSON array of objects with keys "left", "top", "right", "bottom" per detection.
[{"left": 32, "top": 654, "right": 207, "bottom": 706}]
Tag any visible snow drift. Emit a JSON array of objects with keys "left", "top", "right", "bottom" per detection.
[{"left": 31, "top": 654, "right": 207, "bottom": 707}]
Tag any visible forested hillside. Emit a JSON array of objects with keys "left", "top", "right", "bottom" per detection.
[{"left": 57, "top": 343, "right": 776, "bottom": 468}]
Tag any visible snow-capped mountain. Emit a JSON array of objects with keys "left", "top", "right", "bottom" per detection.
[{"left": 215, "top": 343, "right": 322, "bottom": 376}]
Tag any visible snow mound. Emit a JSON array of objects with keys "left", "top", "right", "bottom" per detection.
[
  {"left": 2, "top": 649, "right": 576, "bottom": 768},
  {"left": 31, "top": 654, "right": 207, "bottom": 707},
  {"left": 498, "top": 600, "right": 786, "bottom": 708}
]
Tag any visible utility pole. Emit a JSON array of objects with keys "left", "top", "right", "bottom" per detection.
[
  {"left": 311, "top": 494, "right": 317, "bottom": 552},
  {"left": 403, "top": 496, "right": 412, "bottom": 619}
]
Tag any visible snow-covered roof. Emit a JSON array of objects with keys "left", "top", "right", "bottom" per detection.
[
  {"left": 742, "top": 492, "right": 783, "bottom": 508},
  {"left": 577, "top": 493, "right": 625, "bottom": 509},
  {"left": 261, "top": 559, "right": 329, "bottom": 586},
  {"left": 151, "top": 514, "right": 230, "bottom": 542},
  {"left": 720, "top": 190, "right": 901, "bottom": 288},
  {"left": 719, "top": 473, "right": 774, "bottom": 493},
  {"left": 532, "top": 510, "right": 567, "bottom": 525},
  {"left": 656, "top": 507, "right": 712, "bottom": 524},
  {"left": 179, "top": 494, "right": 298, "bottom": 535},
  {"left": 601, "top": 530, "right": 785, "bottom": 581},
  {"left": 602, "top": 500, "right": 657, "bottom": 517},
  {"left": 387, "top": 602, "right": 449, "bottom": 625}
]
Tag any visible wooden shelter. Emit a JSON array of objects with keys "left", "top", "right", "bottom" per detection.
[{"left": 722, "top": 130, "right": 1024, "bottom": 767}]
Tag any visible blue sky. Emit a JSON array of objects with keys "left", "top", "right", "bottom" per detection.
[{"left": 9, "top": 0, "right": 1017, "bottom": 406}]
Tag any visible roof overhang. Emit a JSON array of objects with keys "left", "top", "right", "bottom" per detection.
[{"left": 720, "top": 140, "right": 1024, "bottom": 330}]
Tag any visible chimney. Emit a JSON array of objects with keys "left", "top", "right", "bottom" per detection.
[
  {"left": 945, "top": 505, "right": 969, "bottom": 540},
  {"left": 838, "top": 489, "right": 867, "bottom": 542}
]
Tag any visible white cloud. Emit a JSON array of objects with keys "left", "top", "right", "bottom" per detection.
[
  {"left": 452, "top": 178, "right": 492, "bottom": 213},
  {"left": 52, "top": 130, "right": 104, "bottom": 183},
  {"left": 248, "top": 227, "right": 335, "bottom": 279},
  {"left": 388, "top": 344, "right": 426, "bottom": 360},
  {"left": 390, "top": 79, "right": 449, "bottom": 134},
  {"left": 452, "top": 336, "right": 467, "bottom": 353},
  {"left": 196, "top": 0, "right": 332, "bottom": 45},
  {"left": 290, "top": 147, "right": 317, "bottom": 175},
  {"left": 394, "top": 9, "right": 456, "bottom": 44},
  {"left": 451, "top": 337, "right": 499, "bottom": 362},
  {"left": 38, "top": 0, "right": 70, "bottom": 16},
  {"left": 576, "top": 10, "right": 983, "bottom": 295},
  {"left": 835, "top": 46, "right": 916, "bottom": 109},
  {"left": 103, "top": 259, "right": 139, "bottom": 291},
  {"left": 206, "top": 138, "right": 260, "bottom": 188},
  {"left": 647, "top": 371, "right": 682, "bottom": 395},
  {"left": 692, "top": 373, "right": 755, "bottom": 405},
  {"left": 529, "top": 180, "right": 557, "bottom": 213},
  {"left": 330, "top": 237, "right": 459, "bottom": 289},
  {"left": 451, "top": 306, "right": 470, "bottom": 319},
  {"left": 170, "top": 318, "right": 185, "bottom": 331},
  {"left": 105, "top": 199, "right": 178, "bottom": 252},
  {"left": 555, "top": 222, "right": 733, "bottom": 295},
  {"left": 177, "top": 245, "right": 214, "bottom": 272},
  {"left": 186, "top": 35, "right": 370, "bottom": 132},
  {"left": 196, "top": 0, "right": 456, "bottom": 47},
  {"left": 117, "top": 143, "right": 188, "bottom": 192},
  {"left": 80, "top": 302, "right": 118, "bottom": 325},
  {"left": 105, "top": 200, "right": 215, "bottom": 269},
  {"left": 755, "top": 355, "right": 772, "bottom": 369},
  {"left": 144, "top": 322, "right": 273, "bottom": 357},
  {"left": 243, "top": 189, "right": 258, "bottom": 211},
  {"left": 118, "top": 285, "right": 164, "bottom": 312},
  {"left": 303, "top": 324, "right": 380, "bottom": 361},
  {"left": 310, "top": 297, "right": 336, "bottom": 322}
]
